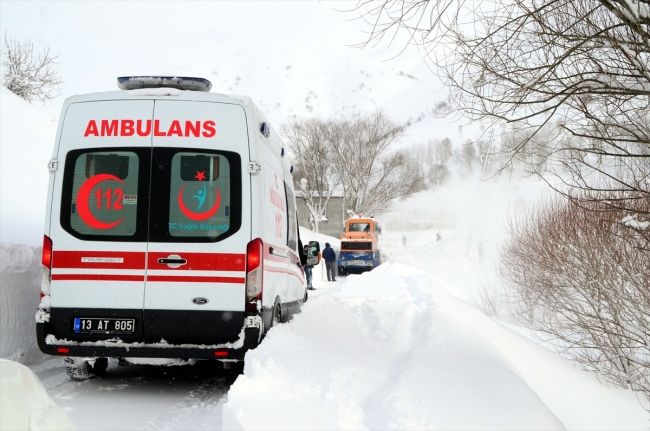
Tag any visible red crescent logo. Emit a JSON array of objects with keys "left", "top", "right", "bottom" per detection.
[
  {"left": 178, "top": 186, "right": 221, "bottom": 221},
  {"left": 76, "top": 174, "right": 125, "bottom": 230}
]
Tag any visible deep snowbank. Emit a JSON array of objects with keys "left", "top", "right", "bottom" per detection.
[
  {"left": 223, "top": 236, "right": 647, "bottom": 430},
  {"left": 0, "top": 359, "right": 76, "bottom": 430},
  {"left": 223, "top": 263, "right": 563, "bottom": 430},
  {"left": 0, "top": 243, "right": 46, "bottom": 364},
  {"left": 0, "top": 86, "right": 57, "bottom": 247}
]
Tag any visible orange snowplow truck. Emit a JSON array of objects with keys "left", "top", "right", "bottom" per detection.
[{"left": 337, "top": 218, "right": 382, "bottom": 276}]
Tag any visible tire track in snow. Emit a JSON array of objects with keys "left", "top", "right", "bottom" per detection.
[
  {"left": 360, "top": 274, "right": 437, "bottom": 430},
  {"left": 144, "top": 367, "right": 241, "bottom": 431},
  {"left": 31, "top": 359, "right": 240, "bottom": 430}
]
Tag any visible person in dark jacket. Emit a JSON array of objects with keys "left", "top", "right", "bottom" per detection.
[
  {"left": 303, "top": 244, "right": 314, "bottom": 290},
  {"left": 322, "top": 242, "right": 337, "bottom": 282}
]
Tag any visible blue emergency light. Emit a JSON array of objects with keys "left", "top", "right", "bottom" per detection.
[{"left": 117, "top": 76, "right": 212, "bottom": 92}]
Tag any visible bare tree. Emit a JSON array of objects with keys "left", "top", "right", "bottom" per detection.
[
  {"left": 498, "top": 192, "right": 650, "bottom": 396},
  {"left": 284, "top": 111, "right": 424, "bottom": 227},
  {"left": 461, "top": 141, "right": 477, "bottom": 172},
  {"left": 435, "top": 137, "right": 453, "bottom": 166},
  {"left": 330, "top": 110, "right": 425, "bottom": 215},
  {"left": 1, "top": 33, "right": 62, "bottom": 103},
  {"left": 350, "top": 0, "right": 650, "bottom": 215},
  {"left": 282, "top": 117, "right": 339, "bottom": 233}
]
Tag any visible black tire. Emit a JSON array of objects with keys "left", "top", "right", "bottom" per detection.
[
  {"left": 271, "top": 303, "right": 281, "bottom": 328},
  {"left": 92, "top": 358, "right": 108, "bottom": 375},
  {"left": 64, "top": 357, "right": 93, "bottom": 381}
]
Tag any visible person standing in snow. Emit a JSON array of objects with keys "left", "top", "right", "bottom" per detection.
[
  {"left": 322, "top": 242, "right": 337, "bottom": 282},
  {"left": 303, "top": 244, "right": 314, "bottom": 290}
]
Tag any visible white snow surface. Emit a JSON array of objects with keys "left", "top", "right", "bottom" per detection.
[{"left": 223, "top": 230, "right": 647, "bottom": 430}]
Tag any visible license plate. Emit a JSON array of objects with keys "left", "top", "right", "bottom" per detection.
[
  {"left": 73, "top": 317, "right": 135, "bottom": 335},
  {"left": 348, "top": 260, "right": 366, "bottom": 266}
]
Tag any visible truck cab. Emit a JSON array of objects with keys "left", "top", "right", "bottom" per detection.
[{"left": 337, "top": 217, "right": 382, "bottom": 276}]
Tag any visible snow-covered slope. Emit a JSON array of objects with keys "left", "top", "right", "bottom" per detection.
[
  {"left": 174, "top": 45, "right": 459, "bottom": 149},
  {"left": 223, "top": 231, "right": 647, "bottom": 430},
  {"left": 0, "top": 86, "right": 57, "bottom": 247}
]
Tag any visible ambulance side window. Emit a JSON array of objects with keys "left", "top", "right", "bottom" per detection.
[
  {"left": 284, "top": 182, "right": 298, "bottom": 252},
  {"left": 61, "top": 148, "right": 149, "bottom": 241}
]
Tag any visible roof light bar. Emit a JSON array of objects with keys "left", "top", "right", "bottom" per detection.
[{"left": 117, "top": 76, "right": 212, "bottom": 92}]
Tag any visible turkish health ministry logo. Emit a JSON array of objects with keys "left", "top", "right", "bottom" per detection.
[{"left": 178, "top": 171, "right": 221, "bottom": 221}]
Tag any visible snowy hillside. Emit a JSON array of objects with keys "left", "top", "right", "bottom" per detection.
[{"left": 175, "top": 50, "right": 453, "bottom": 150}]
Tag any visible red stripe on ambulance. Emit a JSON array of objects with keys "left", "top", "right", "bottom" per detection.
[
  {"left": 147, "top": 252, "right": 245, "bottom": 271},
  {"left": 53, "top": 251, "right": 245, "bottom": 271}
]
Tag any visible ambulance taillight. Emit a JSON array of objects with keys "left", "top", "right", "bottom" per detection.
[
  {"left": 40, "top": 235, "right": 53, "bottom": 302},
  {"left": 42, "top": 235, "right": 53, "bottom": 269},
  {"left": 246, "top": 238, "right": 264, "bottom": 311}
]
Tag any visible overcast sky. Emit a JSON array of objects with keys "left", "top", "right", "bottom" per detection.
[{"left": 0, "top": 1, "right": 473, "bottom": 142}]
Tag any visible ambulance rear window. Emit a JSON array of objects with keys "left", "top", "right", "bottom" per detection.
[
  {"left": 147, "top": 148, "right": 242, "bottom": 243},
  {"left": 60, "top": 147, "right": 241, "bottom": 243},
  {"left": 169, "top": 152, "right": 231, "bottom": 239},
  {"left": 61, "top": 148, "right": 150, "bottom": 241}
]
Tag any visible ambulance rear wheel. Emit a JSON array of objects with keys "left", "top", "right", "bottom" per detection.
[
  {"left": 271, "top": 303, "right": 281, "bottom": 327},
  {"left": 92, "top": 358, "right": 108, "bottom": 375}
]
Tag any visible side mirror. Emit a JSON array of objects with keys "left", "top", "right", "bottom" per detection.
[
  {"left": 306, "top": 240, "right": 321, "bottom": 266},
  {"left": 377, "top": 226, "right": 382, "bottom": 235}
]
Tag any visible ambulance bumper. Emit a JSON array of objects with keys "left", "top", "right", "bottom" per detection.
[{"left": 36, "top": 321, "right": 261, "bottom": 361}]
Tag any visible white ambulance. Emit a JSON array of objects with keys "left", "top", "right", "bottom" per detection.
[{"left": 36, "top": 77, "right": 313, "bottom": 379}]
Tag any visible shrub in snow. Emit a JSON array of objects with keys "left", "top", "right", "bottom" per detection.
[
  {"left": 498, "top": 193, "right": 650, "bottom": 398},
  {"left": 1, "top": 33, "right": 62, "bottom": 103}
]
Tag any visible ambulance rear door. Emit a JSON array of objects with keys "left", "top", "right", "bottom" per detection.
[
  {"left": 49, "top": 100, "right": 154, "bottom": 342},
  {"left": 144, "top": 100, "right": 250, "bottom": 345}
]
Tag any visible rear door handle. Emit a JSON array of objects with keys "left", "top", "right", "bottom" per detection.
[
  {"left": 157, "top": 254, "right": 187, "bottom": 268},
  {"left": 158, "top": 258, "right": 187, "bottom": 265}
]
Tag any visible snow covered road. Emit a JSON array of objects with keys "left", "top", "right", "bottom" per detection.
[{"left": 30, "top": 358, "right": 239, "bottom": 430}]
